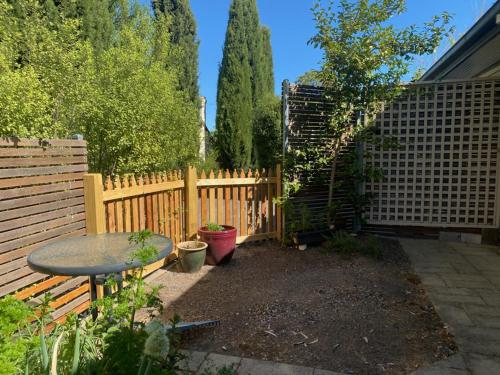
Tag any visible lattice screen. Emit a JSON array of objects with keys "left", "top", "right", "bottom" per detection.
[{"left": 364, "top": 79, "right": 500, "bottom": 228}]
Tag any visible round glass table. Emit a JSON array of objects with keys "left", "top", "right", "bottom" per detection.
[{"left": 27, "top": 233, "right": 173, "bottom": 318}]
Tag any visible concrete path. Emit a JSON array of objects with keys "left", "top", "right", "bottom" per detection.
[
  {"left": 401, "top": 238, "right": 500, "bottom": 375},
  {"left": 179, "top": 350, "right": 344, "bottom": 375}
]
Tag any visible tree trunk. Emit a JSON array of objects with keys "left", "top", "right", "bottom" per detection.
[{"left": 326, "top": 140, "right": 341, "bottom": 228}]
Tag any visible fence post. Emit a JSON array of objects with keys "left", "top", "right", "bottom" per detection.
[
  {"left": 276, "top": 164, "right": 282, "bottom": 242},
  {"left": 83, "top": 174, "right": 106, "bottom": 234},
  {"left": 185, "top": 166, "right": 198, "bottom": 240}
]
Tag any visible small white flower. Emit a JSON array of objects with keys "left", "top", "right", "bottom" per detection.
[{"left": 143, "top": 330, "right": 170, "bottom": 360}]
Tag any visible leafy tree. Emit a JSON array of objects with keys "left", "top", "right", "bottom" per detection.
[
  {"left": 252, "top": 94, "right": 281, "bottom": 169},
  {"left": 296, "top": 70, "right": 322, "bottom": 86},
  {"left": 307, "top": 0, "right": 453, "bottom": 226},
  {"left": 0, "top": 0, "right": 199, "bottom": 175},
  {"left": 216, "top": 0, "right": 254, "bottom": 169},
  {"left": 152, "top": 0, "right": 200, "bottom": 104},
  {"left": 57, "top": 0, "right": 115, "bottom": 54},
  {"left": 260, "top": 26, "right": 275, "bottom": 95}
]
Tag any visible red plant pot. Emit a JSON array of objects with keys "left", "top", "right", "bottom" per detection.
[{"left": 198, "top": 225, "right": 237, "bottom": 265}]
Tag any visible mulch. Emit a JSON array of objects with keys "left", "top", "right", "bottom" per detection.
[{"left": 153, "top": 238, "right": 456, "bottom": 374}]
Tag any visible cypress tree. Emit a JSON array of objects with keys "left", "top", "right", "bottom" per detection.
[
  {"left": 56, "top": 0, "right": 114, "bottom": 54},
  {"left": 216, "top": 0, "right": 253, "bottom": 169},
  {"left": 152, "top": 0, "right": 200, "bottom": 104},
  {"left": 260, "top": 26, "right": 275, "bottom": 96}
]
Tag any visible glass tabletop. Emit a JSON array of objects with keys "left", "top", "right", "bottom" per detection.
[{"left": 27, "top": 233, "right": 173, "bottom": 276}]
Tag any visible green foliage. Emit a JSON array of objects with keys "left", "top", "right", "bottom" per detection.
[
  {"left": 205, "top": 223, "right": 225, "bottom": 232},
  {"left": 360, "top": 235, "right": 383, "bottom": 260},
  {"left": 283, "top": 0, "right": 453, "bottom": 231},
  {"left": 0, "top": 296, "right": 34, "bottom": 375},
  {"left": 296, "top": 70, "right": 322, "bottom": 86},
  {"left": 323, "top": 232, "right": 383, "bottom": 260},
  {"left": 0, "top": 230, "right": 189, "bottom": 374},
  {"left": 216, "top": 0, "right": 278, "bottom": 170},
  {"left": 0, "top": 0, "right": 199, "bottom": 175},
  {"left": 323, "top": 231, "right": 361, "bottom": 258},
  {"left": 252, "top": 94, "right": 281, "bottom": 169},
  {"left": 216, "top": 0, "right": 254, "bottom": 170},
  {"left": 153, "top": 0, "right": 200, "bottom": 105}
]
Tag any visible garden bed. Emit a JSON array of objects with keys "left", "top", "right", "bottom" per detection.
[{"left": 150, "top": 238, "right": 456, "bottom": 374}]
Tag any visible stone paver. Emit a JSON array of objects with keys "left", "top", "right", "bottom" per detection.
[
  {"left": 180, "top": 350, "right": 343, "bottom": 375},
  {"left": 401, "top": 238, "right": 500, "bottom": 375}
]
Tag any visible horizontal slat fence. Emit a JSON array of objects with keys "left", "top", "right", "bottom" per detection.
[
  {"left": 0, "top": 138, "right": 90, "bottom": 324},
  {"left": 85, "top": 166, "right": 282, "bottom": 277}
]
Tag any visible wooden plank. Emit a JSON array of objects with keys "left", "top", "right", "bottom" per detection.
[
  {"left": 102, "top": 180, "right": 184, "bottom": 201},
  {"left": 232, "top": 170, "right": 239, "bottom": 232},
  {"left": 158, "top": 185, "right": 165, "bottom": 235},
  {"left": 0, "top": 220, "right": 85, "bottom": 257},
  {"left": 51, "top": 293, "right": 89, "bottom": 320},
  {"left": 0, "top": 213, "right": 86, "bottom": 244},
  {"left": 0, "top": 180, "right": 83, "bottom": 201},
  {"left": 130, "top": 176, "right": 140, "bottom": 232},
  {"left": 247, "top": 170, "right": 254, "bottom": 235},
  {"left": 0, "top": 257, "right": 27, "bottom": 276},
  {"left": 46, "top": 300, "right": 90, "bottom": 330},
  {"left": 217, "top": 170, "right": 224, "bottom": 224},
  {"left": 239, "top": 170, "right": 247, "bottom": 236},
  {"left": 15, "top": 276, "right": 71, "bottom": 300},
  {"left": 209, "top": 170, "right": 216, "bottom": 223},
  {"left": 0, "top": 172, "right": 86, "bottom": 189},
  {"left": 0, "top": 205, "right": 85, "bottom": 233},
  {"left": 113, "top": 177, "right": 124, "bottom": 232},
  {"left": 0, "top": 266, "right": 33, "bottom": 286},
  {"left": 40, "top": 277, "right": 87, "bottom": 299},
  {"left": 0, "top": 156, "right": 87, "bottom": 167},
  {"left": 224, "top": 170, "right": 231, "bottom": 225},
  {"left": 0, "top": 147, "right": 87, "bottom": 157},
  {"left": 0, "top": 188, "right": 84, "bottom": 212},
  {"left": 0, "top": 164, "right": 87, "bottom": 178},
  {"left": 123, "top": 178, "right": 132, "bottom": 232},
  {"left": 197, "top": 177, "right": 277, "bottom": 187},
  {"left": 1, "top": 198, "right": 82, "bottom": 228},
  {"left": 200, "top": 171, "right": 208, "bottom": 227},
  {"left": 50, "top": 284, "right": 89, "bottom": 310},
  {"left": 0, "top": 228, "right": 86, "bottom": 265},
  {"left": 0, "top": 272, "right": 47, "bottom": 297},
  {"left": 0, "top": 138, "right": 86, "bottom": 148},
  {"left": 138, "top": 176, "right": 146, "bottom": 230},
  {"left": 83, "top": 174, "right": 105, "bottom": 234},
  {"left": 185, "top": 166, "right": 198, "bottom": 240}
]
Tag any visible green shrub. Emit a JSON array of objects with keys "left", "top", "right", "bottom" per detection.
[
  {"left": 361, "top": 235, "right": 383, "bottom": 260},
  {"left": 323, "top": 231, "right": 361, "bottom": 258}
]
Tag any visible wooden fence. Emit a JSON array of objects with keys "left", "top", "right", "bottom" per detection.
[
  {"left": 84, "top": 165, "right": 282, "bottom": 274},
  {"left": 0, "top": 138, "right": 90, "bottom": 324}
]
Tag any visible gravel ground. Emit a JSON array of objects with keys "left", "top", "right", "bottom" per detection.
[{"left": 149, "top": 238, "right": 456, "bottom": 375}]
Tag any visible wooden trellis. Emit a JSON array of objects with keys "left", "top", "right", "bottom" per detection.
[{"left": 364, "top": 79, "right": 500, "bottom": 228}]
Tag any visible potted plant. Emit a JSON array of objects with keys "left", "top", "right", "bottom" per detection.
[
  {"left": 198, "top": 223, "right": 237, "bottom": 265},
  {"left": 177, "top": 240, "right": 208, "bottom": 273}
]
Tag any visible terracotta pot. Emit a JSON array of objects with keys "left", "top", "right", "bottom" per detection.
[
  {"left": 198, "top": 225, "right": 237, "bottom": 265},
  {"left": 177, "top": 241, "right": 208, "bottom": 273}
]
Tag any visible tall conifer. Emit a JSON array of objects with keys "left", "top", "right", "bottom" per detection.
[
  {"left": 216, "top": 0, "right": 254, "bottom": 169},
  {"left": 152, "top": 0, "right": 200, "bottom": 104}
]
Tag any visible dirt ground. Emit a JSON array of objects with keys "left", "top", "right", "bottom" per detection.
[{"left": 150, "top": 238, "right": 456, "bottom": 374}]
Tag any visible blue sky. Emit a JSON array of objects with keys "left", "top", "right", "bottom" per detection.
[{"left": 142, "top": 0, "right": 495, "bottom": 130}]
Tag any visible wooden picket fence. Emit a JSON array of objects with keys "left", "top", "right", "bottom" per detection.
[{"left": 84, "top": 165, "right": 282, "bottom": 273}]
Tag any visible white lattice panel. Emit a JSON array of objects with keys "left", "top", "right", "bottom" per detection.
[{"left": 364, "top": 79, "right": 500, "bottom": 228}]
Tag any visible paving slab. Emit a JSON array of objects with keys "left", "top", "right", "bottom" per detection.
[
  {"left": 400, "top": 238, "right": 500, "bottom": 375},
  {"left": 197, "top": 353, "right": 242, "bottom": 374},
  {"left": 237, "top": 358, "right": 314, "bottom": 375}
]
